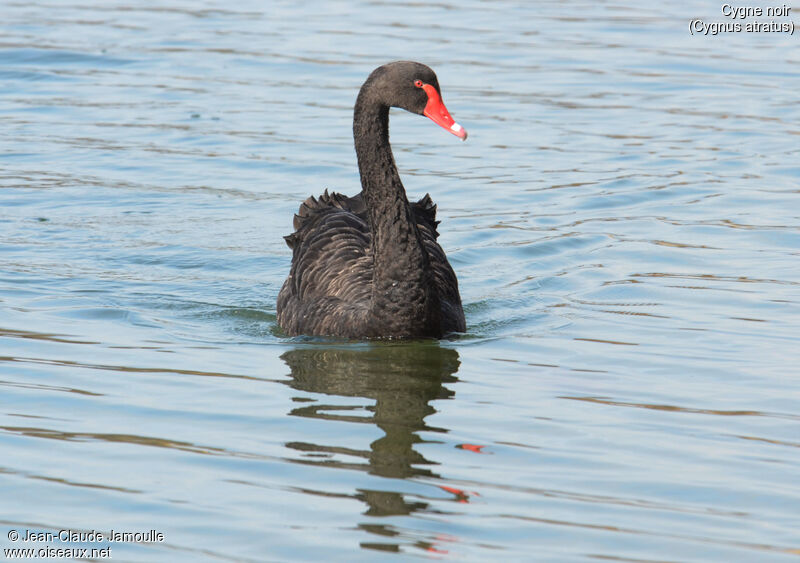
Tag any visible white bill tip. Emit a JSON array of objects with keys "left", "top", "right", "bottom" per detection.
[{"left": 450, "top": 122, "right": 467, "bottom": 140}]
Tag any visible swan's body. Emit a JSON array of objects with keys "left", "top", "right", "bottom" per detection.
[{"left": 277, "top": 61, "right": 466, "bottom": 339}]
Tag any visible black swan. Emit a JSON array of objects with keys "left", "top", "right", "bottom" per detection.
[{"left": 277, "top": 61, "right": 467, "bottom": 339}]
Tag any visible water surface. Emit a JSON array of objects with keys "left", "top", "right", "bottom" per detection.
[{"left": 2, "top": 1, "right": 799, "bottom": 561}]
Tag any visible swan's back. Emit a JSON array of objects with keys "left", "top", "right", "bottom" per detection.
[{"left": 277, "top": 190, "right": 464, "bottom": 337}]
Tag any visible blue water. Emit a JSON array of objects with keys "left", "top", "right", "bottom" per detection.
[{"left": 2, "top": 1, "right": 799, "bottom": 561}]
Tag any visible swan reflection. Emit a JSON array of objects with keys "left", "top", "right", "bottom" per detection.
[{"left": 280, "top": 343, "right": 460, "bottom": 531}]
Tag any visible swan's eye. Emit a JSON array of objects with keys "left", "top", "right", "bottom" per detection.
[{"left": 414, "top": 79, "right": 423, "bottom": 88}]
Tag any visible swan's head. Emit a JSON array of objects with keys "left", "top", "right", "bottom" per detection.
[{"left": 366, "top": 61, "right": 468, "bottom": 141}]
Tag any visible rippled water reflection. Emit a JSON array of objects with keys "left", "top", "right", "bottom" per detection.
[{"left": 2, "top": 1, "right": 800, "bottom": 561}]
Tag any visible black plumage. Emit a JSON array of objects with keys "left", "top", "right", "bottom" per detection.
[{"left": 277, "top": 61, "right": 466, "bottom": 338}]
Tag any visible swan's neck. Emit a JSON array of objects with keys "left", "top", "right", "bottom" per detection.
[{"left": 353, "top": 96, "right": 440, "bottom": 336}]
